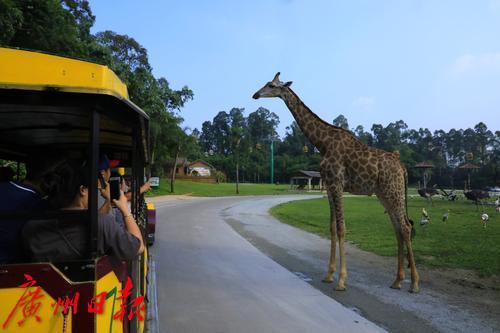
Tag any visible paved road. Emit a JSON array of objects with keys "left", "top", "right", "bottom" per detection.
[{"left": 153, "top": 195, "right": 385, "bottom": 333}]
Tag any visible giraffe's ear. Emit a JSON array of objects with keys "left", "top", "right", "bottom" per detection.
[{"left": 283, "top": 81, "right": 293, "bottom": 87}]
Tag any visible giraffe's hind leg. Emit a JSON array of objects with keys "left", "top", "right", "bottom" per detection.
[
  {"left": 390, "top": 231, "right": 405, "bottom": 290},
  {"left": 322, "top": 226, "right": 337, "bottom": 284},
  {"left": 402, "top": 228, "right": 420, "bottom": 293},
  {"left": 378, "top": 194, "right": 411, "bottom": 291}
]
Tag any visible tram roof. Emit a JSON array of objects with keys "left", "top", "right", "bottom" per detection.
[
  {"left": 0, "top": 47, "right": 148, "bottom": 119},
  {"left": 0, "top": 47, "right": 149, "bottom": 161}
]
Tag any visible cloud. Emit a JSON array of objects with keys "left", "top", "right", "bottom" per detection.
[
  {"left": 450, "top": 52, "right": 500, "bottom": 76},
  {"left": 352, "top": 96, "right": 374, "bottom": 108}
]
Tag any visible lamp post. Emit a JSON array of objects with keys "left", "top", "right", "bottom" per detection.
[
  {"left": 235, "top": 138, "right": 241, "bottom": 194},
  {"left": 270, "top": 140, "right": 274, "bottom": 184},
  {"left": 256, "top": 137, "right": 277, "bottom": 184}
]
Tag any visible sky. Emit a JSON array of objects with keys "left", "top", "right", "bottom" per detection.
[{"left": 90, "top": 0, "right": 500, "bottom": 138}]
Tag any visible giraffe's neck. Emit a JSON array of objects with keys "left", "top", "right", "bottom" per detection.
[{"left": 280, "top": 88, "right": 331, "bottom": 153}]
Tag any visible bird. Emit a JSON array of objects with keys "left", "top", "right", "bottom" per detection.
[
  {"left": 481, "top": 213, "right": 489, "bottom": 229},
  {"left": 422, "top": 208, "right": 430, "bottom": 222},
  {"left": 442, "top": 210, "right": 449, "bottom": 222},
  {"left": 420, "top": 218, "right": 429, "bottom": 226}
]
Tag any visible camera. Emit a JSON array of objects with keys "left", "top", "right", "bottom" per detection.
[{"left": 109, "top": 176, "right": 121, "bottom": 201}]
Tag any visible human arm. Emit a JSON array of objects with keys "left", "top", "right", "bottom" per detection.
[
  {"left": 124, "top": 180, "right": 151, "bottom": 202},
  {"left": 112, "top": 190, "right": 145, "bottom": 255},
  {"left": 140, "top": 181, "right": 151, "bottom": 194}
]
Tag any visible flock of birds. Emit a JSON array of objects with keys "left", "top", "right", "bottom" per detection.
[{"left": 419, "top": 198, "right": 499, "bottom": 229}]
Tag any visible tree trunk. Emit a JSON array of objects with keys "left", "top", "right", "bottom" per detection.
[{"left": 170, "top": 144, "right": 180, "bottom": 193}]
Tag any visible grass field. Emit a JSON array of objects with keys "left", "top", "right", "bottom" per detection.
[
  {"left": 146, "top": 179, "right": 316, "bottom": 197},
  {"left": 270, "top": 195, "right": 500, "bottom": 276},
  {"left": 147, "top": 178, "right": 420, "bottom": 197}
]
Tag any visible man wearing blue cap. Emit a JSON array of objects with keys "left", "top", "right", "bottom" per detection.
[{"left": 97, "top": 154, "right": 120, "bottom": 215}]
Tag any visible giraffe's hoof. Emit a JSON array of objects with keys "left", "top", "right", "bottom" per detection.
[
  {"left": 390, "top": 281, "right": 402, "bottom": 289},
  {"left": 408, "top": 286, "right": 420, "bottom": 293},
  {"left": 335, "top": 284, "right": 346, "bottom": 291},
  {"left": 322, "top": 277, "right": 334, "bottom": 284}
]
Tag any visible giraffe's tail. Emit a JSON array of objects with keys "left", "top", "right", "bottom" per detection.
[{"left": 409, "top": 218, "right": 415, "bottom": 240}]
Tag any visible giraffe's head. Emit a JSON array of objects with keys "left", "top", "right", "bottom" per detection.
[{"left": 252, "top": 72, "right": 292, "bottom": 99}]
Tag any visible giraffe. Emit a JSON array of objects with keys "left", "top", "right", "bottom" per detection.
[{"left": 253, "top": 73, "right": 419, "bottom": 293}]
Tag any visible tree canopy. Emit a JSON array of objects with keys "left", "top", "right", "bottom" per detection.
[
  {"left": 0, "top": 0, "right": 194, "bottom": 176},
  {"left": 198, "top": 110, "right": 499, "bottom": 188}
]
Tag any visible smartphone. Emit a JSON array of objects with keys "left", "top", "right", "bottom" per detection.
[
  {"left": 98, "top": 173, "right": 107, "bottom": 189},
  {"left": 109, "top": 176, "right": 121, "bottom": 201}
]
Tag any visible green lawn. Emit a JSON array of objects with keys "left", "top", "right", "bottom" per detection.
[
  {"left": 147, "top": 179, "right": 316, "bottom": 197},
  {"left": 270, "top": 196, "right": 500, "bottom": 276},
  {"left": 146, "top": 177, "right": 420, "bottom": 198}
]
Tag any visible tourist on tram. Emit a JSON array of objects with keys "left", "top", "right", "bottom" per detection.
[
  {"left": 0, "top": 157, "right": 51, "bottom": 263},
  {"left": 97, "top": 153, "right": 120, "bottom": 215},
  {"left": 22, "top": 158, "right": 144, "bottom": 262}
]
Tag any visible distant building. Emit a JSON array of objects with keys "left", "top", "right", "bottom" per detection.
[
  {"left": 290, "top": 170, "right": 323, "bottom": 191},
  {"left": 174, "top": 158, "right": 217, "bottom": 183},
  {"left": 175, "top": 157, "right": 189, "bottom": 176},
  {"left": 187, "top": 160, "right": 214, "bottom": 177}
]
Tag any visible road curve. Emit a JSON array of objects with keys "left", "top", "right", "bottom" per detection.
[{"left": 152, "top": 195, "right": 385, "bottom": 333}]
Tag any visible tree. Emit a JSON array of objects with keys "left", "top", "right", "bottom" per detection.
[
  {"left": 0, "top": 1, "right": 23, "bottom": 44},
  {"left": 474, "top": 122, "right": 493, "bottom": 165},
  {"left": 0, "top": 1, "right": 195, "bottom": 180},
  {"left": 354, "top": 125, "right": 373, "bottom": 145},
  {"left": 332, "top": 114, "right": 349, "bottom": 130},
  {"left": 199, "top": 121, "right": 216, "bottom": 154},
  {"left": 445, "top": 128, "right": 464, "bottom": 166},
  {"left": 211, "top": 111, "right": 231, "bottom": 155},
  {"left": 247, "top": 107, "right": 280, "bottom": 143},
  {"left": 275, "top": 121, "right": 321, "bottom": 182},
  {"left": 371, "top": 120, "right": 408, "bottom": 152},
  {"left": 168, "top": 127, "right": 201, "bottom": 193},
  {"left": 94, "top": 31, "right": 193, "bottom": 174},
  {"left": 246, "top": 107, "right": 280, "bottom": 183},
  {"left": 228, "top": 108, "right": 247, "bottom": 193},
  {"left": 0, "top": 0, "right": 97, "bottom": 59}
]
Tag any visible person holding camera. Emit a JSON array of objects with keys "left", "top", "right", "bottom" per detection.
[{"left": 23, "top": 158, "right": 144, "bottom": 262}]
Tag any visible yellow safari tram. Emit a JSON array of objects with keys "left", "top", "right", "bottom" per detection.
[{"left": 0, "top": 48, "right": 154, "bottom": 333}]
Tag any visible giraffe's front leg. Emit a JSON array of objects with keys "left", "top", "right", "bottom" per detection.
[
  {"left": 322, "top": 192, "right": 337, "bottom": 283},
  {"left": 336, "top": 232, "right": 347, "bottom": 291},
  {"left": 390, "top": 232, "right": 405, "bottom": 289}
]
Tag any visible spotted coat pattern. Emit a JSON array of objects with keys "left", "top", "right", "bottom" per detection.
[{"left": 267, "top": 85, "right": 420, "bottom": 292}]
